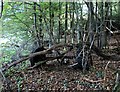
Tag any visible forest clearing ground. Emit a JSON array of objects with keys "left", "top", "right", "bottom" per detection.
[
  {"left": 4, "top": 55, "right": 120, "bottom": 91},
  {"left": 3, "top": 36, "right": 120, "bottom": 91}
]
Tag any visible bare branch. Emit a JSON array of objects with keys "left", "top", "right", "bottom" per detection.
[{"left": 2, "top": 43, "right": 73, "bottom": 72}]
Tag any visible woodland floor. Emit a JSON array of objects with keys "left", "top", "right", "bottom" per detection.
[{"left": 2, "top": 36, "right": 120, "bottom": 91}]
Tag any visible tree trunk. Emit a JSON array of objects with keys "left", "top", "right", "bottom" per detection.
[
  {"left": 65, "top": 2, "right": 68, "bottom": 43},
  {"left": 0, "top": 0, "right": 3, "bottom": 18},
  {"left": 58, "top": 2, "right": 61, "bottom": 43}
]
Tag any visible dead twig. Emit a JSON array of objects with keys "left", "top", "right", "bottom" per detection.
[
  {"left": 82, "top": 77, "right": 104, "bottom": 83},
  {"left": 103, "top": 61, "right": 110, "bottom": 88}
]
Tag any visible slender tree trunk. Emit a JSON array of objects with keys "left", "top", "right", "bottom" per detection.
[
  {"left": 95, "top": 2, "right": 100, "bottom": 47},
  {"left": 99, "top": 2, "right": 104, "bottom": 48},
  {"left": 0, "top": 0, "right": 3, "bottom": 18},
  {"left": 51, "top": 3, "right": 54, "bottom": 41},
  {"left": 58, "top": 2, "right": 61, "bottom": 43},
  {"left": 38, "top": 5, "right": 43, "bottom": 46},
  {"left": 71, "top": 2, "right": 75, "bottom": 44},
  {"left": 75, "top": 2, "right": 81, "bottom": 43},
  {"left": 33, "top": 2, "right": 37, "bottom": 32},
  {"left": 104, "top": 2, "right": 110, "bottom": 48},
  {"left": 33, "top": 2, "right": 41, "bottom": 46},
  {"left": 65, "top": 2, "right": 68, "bottom": 43},
  {"left": 49, "top": 1, "right": 53, "bottom": 48},
  {"left": 88, "top": 2, "right": 94, "bottom": 43}
]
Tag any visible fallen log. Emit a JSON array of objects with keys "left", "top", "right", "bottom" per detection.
[
  {"left": 2, "top": 43, "right": 73, "bottom": 72},
  {"left": 2, "top": 43, "right": 120, "bottom": 72},
  {"left": 87, "top": 43, "right": 120, "bottom": 61}
]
